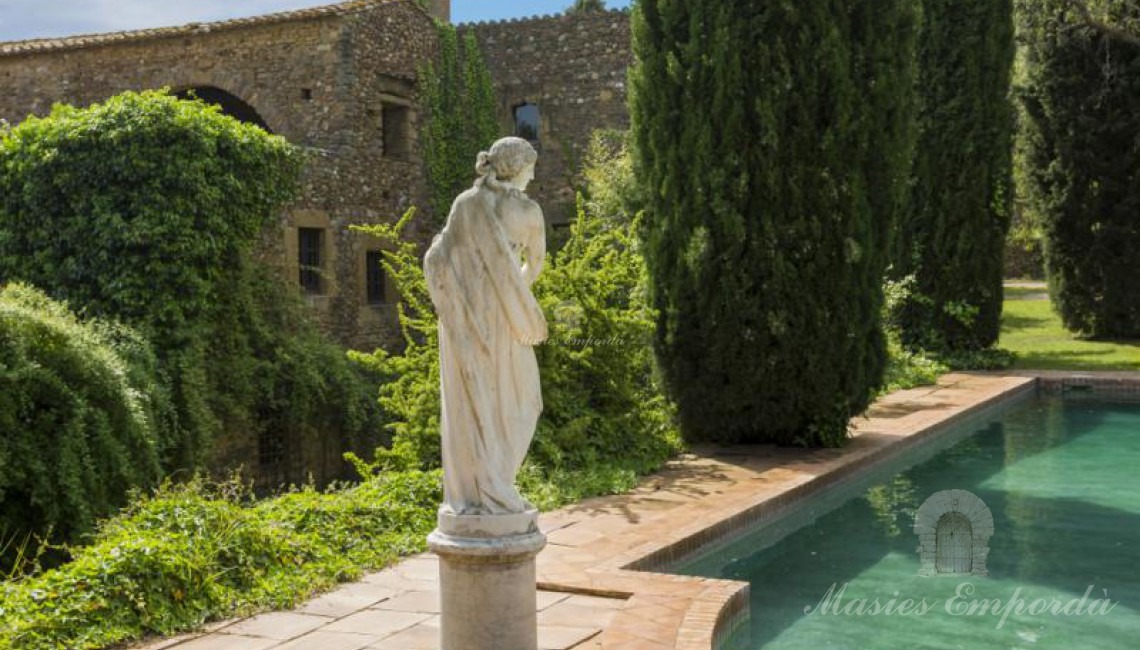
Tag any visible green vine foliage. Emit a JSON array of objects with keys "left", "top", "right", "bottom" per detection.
[
  {"left": 421, "top": 24, "right": 500, "bottom": 225},
  {"left": 0, "top": 472, "right": 441, "bottom": 650},
  {"left": 0, "top": 284, "right": 164, "bottom": 573},
  {"left": 351, "top": 134, "right": 679, "bottom": 487},
  {"left": 0, "top": 90, "right": 383, "bottom": 479}
]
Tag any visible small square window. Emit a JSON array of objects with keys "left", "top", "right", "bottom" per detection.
[{"left": 366, "top": 251, "right": 387, "bottom": 305}]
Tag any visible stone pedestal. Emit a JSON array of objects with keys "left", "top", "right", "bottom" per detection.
[{"left": 427, "top": 509, "right": 547, "bottom": 650}]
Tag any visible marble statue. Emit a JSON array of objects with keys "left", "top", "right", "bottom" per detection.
[{"left": 424, "top": 136, "right": 547, "bottom": 516}]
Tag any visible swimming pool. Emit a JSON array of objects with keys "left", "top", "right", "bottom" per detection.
[{"left": 674, "top": 395, "right": 1140, "bottom": 649}]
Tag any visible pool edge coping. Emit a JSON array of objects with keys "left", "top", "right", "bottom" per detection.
[{"left": 652, "top": 374, "right": 1037, "bottom": 650}]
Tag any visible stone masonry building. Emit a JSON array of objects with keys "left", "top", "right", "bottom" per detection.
[
  {"left": 0, "top": 0, "right": 632, "bottom": 350},
  {"left": 466, "top": 10, "right": 633, "bottom": 217}
]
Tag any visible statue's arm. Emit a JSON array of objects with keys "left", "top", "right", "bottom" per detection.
[{"left": 520, "top": 202, "right": 546, "bottom": 287}]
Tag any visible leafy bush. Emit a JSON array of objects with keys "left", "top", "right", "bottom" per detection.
[
  {"left": 0, "top": 284, "right": 163, "bottom": 573},
  {"left": 351, "top": 133, "right": 679, "bottom": 489},
  {"left": 0, "top": 90, "right": 383, "bottom": 480},
  {"left": 1017, "top": 0, "right": 1140, "bottom": 337},
  {"left": 530, "top": 136, "right": 679, "bottom": 474},
  {"left": 881, "top": 338, "right": 948, "bottom": 395},
  {"left": 0, "top": 472, "right": 441, "bottom": 650},
  {"left": 881, "top": 274, "right": 1013, "bottom": 389},
  {"left": 894, "top": 0, "right": 1015, "bottom": 351},
  {"left": 631, "top": 1, "right": 919, "bottom": 446}
]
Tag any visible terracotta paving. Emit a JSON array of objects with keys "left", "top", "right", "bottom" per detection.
[{"left": 131, "top": 372, "right": 1039, "bottom": 650}]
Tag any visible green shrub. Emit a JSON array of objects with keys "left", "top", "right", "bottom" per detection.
[
  {"left": 0, "top": 472, "right": 440, "bottom": 650},
  {"left": 351, "top": 134, "right": 679, "bottom": 490},
  {"left": 894, "top": 0, "right": 1016, "bottom": 351},
  {"left": 0, "top": 90, "right": 383, "bottom": 480},
  {"left": 881, "top": 274, "right": 1013, "bottom": 390},
  {"left": 631, "top": 1, "right": 919, "bottom": 446},
  {"left": 0, "top": 284, "right": 163, "bottom": 573},
  {"left": 1017, "top": 0, "right": 1140, "bottom": 337},
  {"left": 881, "top": 338, "right": 948, "bottom": 395},
  {"left": 530, "top": 136, "right": 679, "bottom": 474}
]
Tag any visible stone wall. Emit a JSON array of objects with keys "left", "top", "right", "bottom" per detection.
[
  {"left": 465, "top": 10, "right": 633, "bottom": 224},
  {"left": 0, "top": 2, "right": 637, "bottom": 344},
  {"left": 0, "top": 0, "right": 437, "bottom": 353},
  {"left": 0, "top": 0, "right": 438, "bottom": 485}
]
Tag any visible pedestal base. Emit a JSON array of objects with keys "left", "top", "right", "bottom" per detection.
[{"left": 427, "top": 509, "right": 547, "bottom": 650}]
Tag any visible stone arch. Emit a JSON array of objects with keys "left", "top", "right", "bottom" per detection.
[
  {"left": 174, "top": 85, "right": 273, "bottom": 133},
  {"left": 914, "top": 489, "right": 993, "bottom": 577}
]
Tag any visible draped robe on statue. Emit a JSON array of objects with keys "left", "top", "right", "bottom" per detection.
[{"left": 424, "top": 185, "right": 547, "bottom": 515}]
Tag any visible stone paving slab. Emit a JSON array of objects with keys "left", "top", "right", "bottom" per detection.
[
  {"left": 219, "top": 612, "right": 333, "bottom": 640},
  {"left": 129, "top": 372, "right": 1041, "bottom": 650}
]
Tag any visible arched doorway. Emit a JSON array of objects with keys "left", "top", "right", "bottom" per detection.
[
  {"left": 174, "top": 86, "right": 272, "bottom": 133},
  {"left": 914, "top": 489, "right": 993, "bottom": 577},
  {"left": 935, "top": 512, "right": 973, "bottom": 574}
]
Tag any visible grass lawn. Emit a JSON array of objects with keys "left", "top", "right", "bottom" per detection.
[{"left": 1000, "top": 284, "right": 1140, "bottom": 370}]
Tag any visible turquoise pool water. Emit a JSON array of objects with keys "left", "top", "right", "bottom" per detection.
[{"left": 676, "top": 396, "right": 1140, "bottom": 649}]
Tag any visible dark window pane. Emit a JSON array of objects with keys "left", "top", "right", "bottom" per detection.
[
  {"left": 366, "top": 251, "right": 386, "bottom": 304},
  {"left": 258, "top": 428, "right": 286, "bottom": 470},
  {"left": 299, "top": 227, "right": 323, "bottom": 294},
  {"left": 514, "top": 103, "right": 540, "bottom": 141},
  {"left": 382, "top": 104, "right": 411, "bottom": 160}
]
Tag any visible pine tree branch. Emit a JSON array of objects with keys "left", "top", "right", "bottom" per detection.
[{"left": 1062, "top": 0, "right": 1140, "bottom": 47}]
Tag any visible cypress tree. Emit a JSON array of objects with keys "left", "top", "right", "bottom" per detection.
[
  {"left": 895, "top": 0, "right": 1015, "bottom": 351},
  {"left": 1018, "top": 0, "right": 1140, "bottom": 337},
  {"left": 630, "top": 1, "right": 918, "bottom": 446}
]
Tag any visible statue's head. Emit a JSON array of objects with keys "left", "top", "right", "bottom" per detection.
[{"left": 476, "top": 137, "right": 538, "bottom": 191}]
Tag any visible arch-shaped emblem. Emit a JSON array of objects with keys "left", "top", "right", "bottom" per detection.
[{"left": 914, "top": 489, "right": 993, "bottom": 577}]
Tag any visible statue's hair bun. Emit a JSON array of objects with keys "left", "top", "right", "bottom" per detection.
[{"left": 475, "top": 151, "right": 493, "bottom": 176}]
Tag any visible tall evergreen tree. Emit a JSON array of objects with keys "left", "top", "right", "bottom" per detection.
[
  {"left": 894, "top": 0, "right": 1016, "bottom": 351},
  {"left": 630, "top": 1, "right": 918, "bottom": 446},
  {"left": 1018, "top": 0, "right": 1140, "bottom": 337}
]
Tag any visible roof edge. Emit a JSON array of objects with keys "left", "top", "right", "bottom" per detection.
[{"left": 0, "top": 0, "right": 413, "bottom": 58}]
